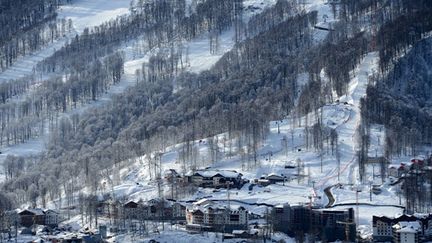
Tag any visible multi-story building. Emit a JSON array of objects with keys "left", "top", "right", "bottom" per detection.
[
  {"left": 186, "top": 199, "right": 248, "bottom": 232},
  {"left": 393, "top": 221, "right": 421, "bottom": 243},
  {"left": 373, "top": 214, "right": 432, "bottom": 242},
  {"left": 373, "top": 215, "right": 394, "bottom": 242},
  {"left": 272, "top": 204, "right": 356, "bottom": 242},
  {"left": 122, "top": 198, "right": 186, "bottom": 221},
  {"left": 18, "top": 208, "right": 59, "bottom": 228},
  {"left": 185, "top": 169, "right": 243, "bottom": 188},
  {"left": 44, "top": 209, "right": 60, "bottom": 227}
]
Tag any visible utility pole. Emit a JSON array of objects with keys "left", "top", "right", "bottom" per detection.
[
  {"left": 355, "top": 187, "right": 361, "bottom": 227},
  {"left": 309, "top": 195, "right": 313, "bottom": 240},
  {"left": 320, "top": 151, "right": 323, "bottom": 173},
  {"left": 308, "top": 195, "right": 313, "bottom": 209}
]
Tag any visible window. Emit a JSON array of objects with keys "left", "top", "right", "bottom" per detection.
[{"left": 230, "top": 214, "right": 240, "bottom": 222}]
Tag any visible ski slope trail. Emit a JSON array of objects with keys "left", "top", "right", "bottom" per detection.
[
  {"left": 57, "top": 0, "right": 131, "bottom": 33},
  {"left": 316, "top": 52, "right": 379, "bottom": 188},
  {"left": 0, "top": 0, "right": 132, "bottom": 82}
]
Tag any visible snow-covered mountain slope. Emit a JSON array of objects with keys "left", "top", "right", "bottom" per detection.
[
  {"left": 0, "top": 0, "right": 134, "bottom": 182},
  {"left": 1, "top": 0, "right": 333, "bottom": 168},
  {"left": 63, "top": 51, "right": 403, "bottom": 237},
  {"left": 57, "top": 0, "right": 131, "bottom": 33},
  {"left": 0, "top": 0, "right": 284, "bottom": 179},
  {"left": 0, "top": 0, "right": 132, "bottom": 83}
]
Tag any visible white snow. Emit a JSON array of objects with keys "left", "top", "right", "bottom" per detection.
[
  {"left": 329, "top": 205, "right": 404, "bottom": 238},
  {"left": 58, "top": 0, "right": 131, "bottom": 33},
  {"left": 0, "top": 0, "right": 132, "bottom": 82},
  {"left": 186, "top": 28, "right": 236, "bottom": 73},
  {"left": 110, "top": 229, "right": 295, "bottom": 243}
]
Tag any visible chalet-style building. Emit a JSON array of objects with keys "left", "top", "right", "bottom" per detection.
[
  {"left": 164, "top": 169, "right": 182, "bottom": 183},
  {"left": 388, "top": 157, "right": 430, "bottom": 178},
  {"left": 373, "top": 214, "right": 432, "bottom": 242},
  {"left": 264, "top": 173, "right": 287, "bottom": 184},
  {"left": 255, "top": 179, "right": 271, "bottom": 187},
  {"left": 146, "top": 198, "right": 172, "bottom": 220},
  {"left": 19, "top": 209, "right": 45, "bottom": 227},
  {"left": 171, "top": 201, "right": 187, "bottom": 220},
  {"left": 18, "top": 208, "right": 59, "bottom": 228},
  {"left": 122, "top": 198, "right": 186, "bottom": 221},
  {"left": 393, "top": 221, "right": 421, "bottom": 243},
  {"left": 185, "top": 199, "right": 248, "bottom": 232},
  {"left": 123, "top": 201, "right": 142, "bottom": 220},
  {"left": 44, "top": 209, "right": 60, "bottom": 227},
  {"left": 373, "top": 215, "right": 396, "bottom": 241},
  {"left": 185, "top": 169, "right": 243, "bottom": 188},
  {"left": 272, "top": 204, "right": 356, "bottom": 242},
  {"left": 388, "top": 163, "right": 410, "bottom": 178}
]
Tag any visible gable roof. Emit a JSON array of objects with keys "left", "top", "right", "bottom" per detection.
[
  {"left": 266, "top": 173, "right": 285, "bottom": 180},
  {"left": 44, "top": 209, "right": 59, "bottom": 215},
  {"left": 124, "top": 201, "right": 139, "bottom": 208},
  {"left": 19, "top": 208, "right": 45, "bottom": 216},
  {"left": 188, "top": 169, "right": 241, "bottom": 178},
  {"left": 393, "top": 221, "right": 421, "bottom": 233},
  {"left": 373, "top": 215, "right": 393, "bottom": 223}
]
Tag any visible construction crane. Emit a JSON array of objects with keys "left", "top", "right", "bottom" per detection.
[{"left": 336, "top": 220, "right": 356, "bottom": 243}]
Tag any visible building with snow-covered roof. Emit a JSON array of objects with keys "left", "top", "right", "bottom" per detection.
[
  {"left": 164, "top": 169, "right": 182, "bottom": 183},
  {"left": 272, "top": 204, "right": 356, "bottom": 242},
  {"left": 120, "top": 198, "right": 186, "bottom": 221},
  {"left": 171, "top": 201, "right": 187, "bottom": 219},
  {"left": 19, "top": 209, "right": 45, "bottom": 227},
  {"left": 18, "top": 208, "right": 59, "bottom": 228},
  {"left": 373, "top": 214, "right": 432, "bottom": 242},
  {"left": 123, "top": 200, "right": 143, "bottom": 220},
  {"left": 186, "top": 169, "right": 243, "bottom": 188},
  {"left": 43, "top": 209, "right": 59, "bottom": 227},
  {"left": 393, "top": 221, "right": 421, "bottom": 243},
  {"left": 265, "top": 173, "right": 287, "bottom": 184},
  {"left": 388, "top": 163, "right": 410, "bottom": 178},
  {"left": 185, "top": 200, "right": 248, "bottom": 232},
  {"left": 373, "top": 215, "right": 395, "bottom": 242}
]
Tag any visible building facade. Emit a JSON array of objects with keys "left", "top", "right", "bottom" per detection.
[
  {"left": 272, "top": 204, "right": 356, "bottom": 242},
  {"left": 393, "top": 221, "right": 421, "bottom": 243},
  {"left": 185, "top": 199, "right": 248, "bottom": 232}
]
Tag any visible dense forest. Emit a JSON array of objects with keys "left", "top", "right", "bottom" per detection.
[
  {"left": 358, "top": 0, "right": 432, "bottom": 165},
  {"left": 356, "top": 0, "right": 432, "bottom": 212},
  {"left": 0, "top": 0, "right": 246, "bottom": 147},
  {"left": 0, "top": 0, "right": 74, "bottom": 71}
]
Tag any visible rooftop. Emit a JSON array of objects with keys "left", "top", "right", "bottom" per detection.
[
  {"left": 393, "top": 221, "right": 421, "bottom": 233},
  {"left": 186, "top": 169, "right": 241, "bottom": 178}
]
